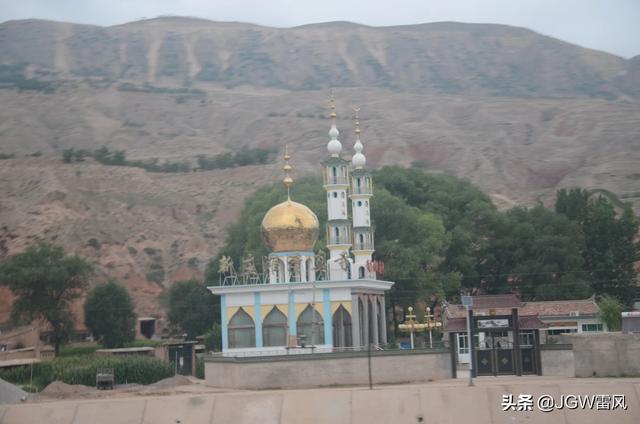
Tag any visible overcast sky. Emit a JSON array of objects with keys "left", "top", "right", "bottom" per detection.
[{"left": 2, "top": 0, "right": 639, "bottom": 58}]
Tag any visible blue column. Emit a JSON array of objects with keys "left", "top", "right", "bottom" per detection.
[
  {"left": 255, "top": 292, "right": 263, "bottom": 348},
  {"left": 323, "top": 288, "right": 332, "bottom": 346},
  {"left": 220, "top": 295, "right": 228, "bottom": 351},
  {"left": 289, "top": 291, "right": 296, "bottom": 336}
]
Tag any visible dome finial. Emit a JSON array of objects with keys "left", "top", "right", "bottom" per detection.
[
  {"left": 353, "top": 106, "right": 361, "bottom": 135},
  {"left": 283, "top": 145, "right": 293, "bottom": 200},
  {"left": 329, "top": 89, "right": 337, "bottom": 120},
  {"left": 327, "top": 90, "right": 342, "bottom": 157},
  {"left": 352, "top": 106, "right": 366, "bottom": 169}
]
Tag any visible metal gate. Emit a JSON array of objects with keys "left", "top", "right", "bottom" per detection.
[{"left": 475, "top": 334, "right": 514, "bottom": 376}]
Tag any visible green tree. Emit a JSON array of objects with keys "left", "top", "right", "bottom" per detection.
[
  {"left": 598, "top": 295, "right": 623, "bottom": 331},
  {"left": 84, "top": 280, "right": 137, "bottom": 348},
  {"left": 556, "top": 189, "right": 639, "bottom": 304},
  {"left": 0, "top": 242, "right": 93, "bottom": 354},
  {"left": 203, "top": 323, "right": 222, "bottom": 352},
  {"left": 167, "top": 280, "right": 216, "bottom": 340},
  {"left": 477, "top": 206, "right": 590, "bottom": 300},
  {"left": 62, "top": 148, "right": 74, "bottom": 163}
]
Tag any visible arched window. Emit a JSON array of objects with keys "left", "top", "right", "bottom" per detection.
[
  {"left": 332, "top": 305, "right": 352, "bottom": 348},
  {"left": 334, "top": 227, "right": 339, "bottom": 239},
  {"left": 262, "top": 307, "right": 288, "bottom": 347},
  {"left": 333, "top": 192, "right": 338, "bottom": 198},
  {"left": 359, "top": 234, "right": 364, "bottom": 243},
  {"left": 357, "top": 201, "right": 362, "bottom": 207},
  {"left": 296, "top": 305, "right": 324, "bottom": 345},
  {"left": 358, "top": 266, "right": 365, "bottom": 279},
  {"left": 228, "top": 308, "right": 255, "bottom": 349}
]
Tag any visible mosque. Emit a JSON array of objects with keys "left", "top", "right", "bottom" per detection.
[{"left": 208, "top": 100, "right": 394, "bottom": 356}]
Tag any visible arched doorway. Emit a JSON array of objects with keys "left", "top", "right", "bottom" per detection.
[{"left": 332, "top": 305, "right": 352, "bottom": 348}]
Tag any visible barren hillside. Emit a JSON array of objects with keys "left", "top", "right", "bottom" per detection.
[{"left": 0, "top": 18, "right": 639, "bottom": 321}]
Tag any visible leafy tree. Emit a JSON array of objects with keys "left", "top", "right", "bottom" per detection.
[
  {"left": 0, "top": 242, "right": 93, "bottom": 354},
  {"left": 84, "top": 280, "right": 137, "bottom": 348},
  {"left": 477, "top": 205, "right": 590, "bottom": 300},
  {"left": 62, "top": 148, "right": 74, "bottom": 163},
  {"left": 203, "top": 323, "right": 222, "bottom": 351},
  {"left": 598, "top": 295, "right": 623, "bottom": 331},
  {"left": 167, "top": 280, "right": 216, "bottom": 340},
  {"left": 556, "top": 189, "right": 639, "bottom": 304}
]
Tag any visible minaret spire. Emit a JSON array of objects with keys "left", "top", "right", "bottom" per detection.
[
  {"left": 352, "top": 106, "right": 366, "bottom": 169},
  {"left": 283, "top": 145, "right": 293, "bottom": 201},
  {"left": 327, "top": 90, "right": 342, "bottom": 157}
]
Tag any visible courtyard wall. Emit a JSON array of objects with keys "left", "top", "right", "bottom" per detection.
[
  {"left": 560, "top": 332, "right": 640, "bottom": 377},
  {"left": 205, "top": 349, "right": 451, "bottom": 389}
]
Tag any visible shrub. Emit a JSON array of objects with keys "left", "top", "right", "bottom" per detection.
[
  {"left": 0, "top": 355, "right": 174, "bottom": 390},
  {"left": 195, "top": 357, "right": 205, "bottom": 379}
]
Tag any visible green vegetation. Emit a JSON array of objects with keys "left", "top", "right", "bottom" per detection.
[
  {"left": 0, "top": 242, "right": 93, "bottom": 355},
  {"left": 0, "top": 63, "right": 56, "bottom": 93},
  {"left": 195, "top": 357, "right": 205, "bottom": 379},
  {"left": 146, "top": 262, "right": 165, "bottom": 285},
  {"left": 62, "top": 146, "right": 190, "bottom": 172},
  {"left": 203, "top": 323, "right": 222, "bottom": 352},
  {"left": 0, "top": 355, "right": 173, "bottom": 391},
  {"left": 206, "top": 166, "right": 640, "bottom": 307},
  {"left": 556, "top": 188, "right": 640, "bottom": 303},
  {"left": 598, "top": 295, "right": 623, "bottom": 331},
  {"left": 0, "top": 152, "right": 16, "bottom": 159},
  {"left": 167, "top": 280, "right": 216, "bottom": 340},
  {"left": 84, "top": 280, "right": 137, "bottom": 348},
  {"left": 196, "top": 148, "right": 276, "bottom": 170},
  {"left": 61, "top": 146, "right": 275, "bottom": 173}
]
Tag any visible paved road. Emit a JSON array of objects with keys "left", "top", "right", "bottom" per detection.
[{"left": 1, "top": 376, "right": 638, "bottom": 423}]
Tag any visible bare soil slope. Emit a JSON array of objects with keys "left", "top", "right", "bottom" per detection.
[{"left": 0, "top": 18, "right": 639, "bottom": 321}]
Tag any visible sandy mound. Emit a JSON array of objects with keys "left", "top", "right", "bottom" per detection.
[
  {"left": 147, "top": 375, "right": 193, "bottom": 389},
  {"left": 40, "top": 381, "right": 95, "bottom": 398}
]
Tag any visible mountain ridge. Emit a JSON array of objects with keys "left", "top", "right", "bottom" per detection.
[{"left": 0, "top": 18, "right": 638, "bottom": 321}]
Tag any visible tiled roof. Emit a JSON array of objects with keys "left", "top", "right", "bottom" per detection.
[
  {"left": 470, "top": 294, "right": 521, "bottom": 309},
  {"left": 520, "top": 297, "right": 599, "bottom": 317},
  {"left": 445, "top": 295, "right": 599, "bottom": 319}
]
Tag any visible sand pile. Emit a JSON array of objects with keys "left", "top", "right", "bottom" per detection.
[
  {"left": 148, "top": 375, "right": 193, "bottom": 389},
  {"left": 40, "top": 381, "right": 95, "bottom": 398}
]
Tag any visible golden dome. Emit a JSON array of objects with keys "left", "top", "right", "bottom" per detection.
[{"left": 261, "top": 200, "right": 319, "bottom": 252}]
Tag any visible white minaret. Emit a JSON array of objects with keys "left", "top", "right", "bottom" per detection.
[
  {"left": 350, "top": 108, "right": 375, "bottom": 279},
  {"left": 323, "top": 96, "right": 353, "bottom": 280}
]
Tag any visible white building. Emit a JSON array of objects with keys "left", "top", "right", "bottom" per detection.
[{"left": 208, "top": 101, "right": 394, "bottom": 356}]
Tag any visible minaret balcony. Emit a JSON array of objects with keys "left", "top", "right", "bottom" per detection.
[
  {"left": 327, "top": 234, "right": 352, "bottom": 245},
  {"left": 353, "top": 240, "right": 374, "bottom": 251},
  {"left": 350, "top": 185, "right": 373, "bottom": 195},
  {"left": 324, "top": 174, "right": 350, "bottom": 186}
]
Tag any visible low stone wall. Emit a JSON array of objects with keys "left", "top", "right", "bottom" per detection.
[
  {"left": 560, "top": 332, "right": 640, "bottom": 377},
  {"left": 205, "top": 349, "right": 451, "bottom": 389},
  {"left": 540, "top": 344, "right": 574, "bottom": 377}
]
